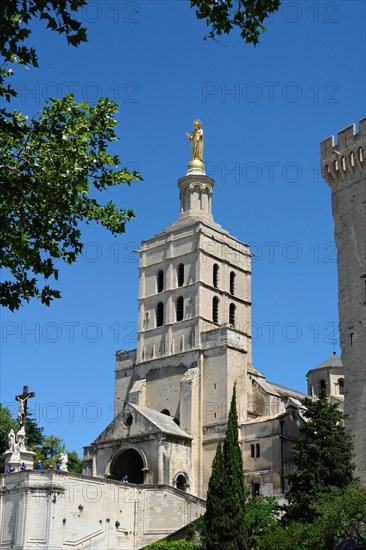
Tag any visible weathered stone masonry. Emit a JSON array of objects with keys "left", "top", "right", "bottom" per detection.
[{"left": 321, "top": 117, "right": 366, "bottom": 486}]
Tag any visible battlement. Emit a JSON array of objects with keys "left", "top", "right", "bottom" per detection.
[{"left": 320, "top": 117, "right": 366, "bottom": 188}]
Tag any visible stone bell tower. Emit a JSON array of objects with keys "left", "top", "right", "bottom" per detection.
[
  {"left": 320, "top": 118, "right": 366, "bottom": 486},
  {"left": 84, "top": 122, "right": 253, "bottom": 498},
  {"left": 134, "top": 122, "right": 252, "bottom": 417}
]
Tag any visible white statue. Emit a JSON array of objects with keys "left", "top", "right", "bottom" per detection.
[
  {"left": 60, "top": 452, "right": 68, "bottom": 471},
  {"left": 16, "top": 426, "right": 26, "bottom": 450},
  {"left": 16, "top": 395, "right": 28, "bottom": 426},
  {"left": 11, "top": 447, "right": 21, "bottom": 464},
  {"left": 8, "top": 429, "right": 15, "bottom": 451}
]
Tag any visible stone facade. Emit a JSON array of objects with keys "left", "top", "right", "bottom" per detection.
[
  {"left": 306, "top": 353, "right": 344, "bottom": 404},
  {"left": 320, "top": 118, "right": 366, "bottom": 486},
  {"left": 0, "top": 470, "right": 205, "bottom": 549},
  {"left": 83, "top": 163, "right": 317, "bottom": 500},
  {"left": 2, "top": 133, "right": 357, "bottom": 549}
]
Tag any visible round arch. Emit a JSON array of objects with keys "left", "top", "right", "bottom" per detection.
[
  {"left": 108, "top": 445, "right": 148, "bottom": 484},
  {"left": 247, "top": 473, "right": 263, "bottom": 497},
  {"left": 173, "top": 471, "right": 189, "bottom": 492}
]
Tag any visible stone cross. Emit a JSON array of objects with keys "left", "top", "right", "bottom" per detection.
[{"left": 15, "top": 386, "right": 35, "bottom": 427}]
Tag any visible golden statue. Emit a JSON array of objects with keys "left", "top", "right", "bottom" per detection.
[{"left": 186, "top": 120, "right": 204, "bottom": 169}]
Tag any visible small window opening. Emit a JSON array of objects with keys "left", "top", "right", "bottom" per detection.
[
  {"left": 176, "top": 296, "right": 184, "bottom": 321},
  {"left": 250, "top": 444, "right": 255, "bottom": 458},
  {"left": 177, "top": 264, "right": 184, "bottom": 287},
  {"left": 230, "top": 271, "right": 236, "bottom": 295},
  {"left": 358, "top": 146, "right": 364, "bottom": 163},
  {"left": 176, "top": 474, "right": 188, "bottom": 491},
  {"left": 212, "top": 296, "right": 219, "bottom": 323},
  {"left": 256, "top": 443, "right": 260, "bottom": 458},
  {"left": 156, "top": 302, "right": 164, "bottom": 327},
  {"left": 161, "top": 409, "right": 170, "bottom": 416},
  {"left": 157, "top": 270, "right": 164, "bottom": 293},
  {"left": 338, "top": 378, "right": 344, "bottom": 396},
  {"left": 229, "top": 303, "right": 236, "bottom": 327},
  {"left": 213, "top": 264, "right": 219, "bottom": 288}
]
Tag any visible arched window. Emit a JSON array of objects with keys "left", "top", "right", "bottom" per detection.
[
  {"left": 338, "top": 378, "right": 344, "bottom": 396},
  {"left": 229, "top": 303, "right": 236, "bottom": 327},
  {"left": 318, "top": 379, "right": 326, "bottom": 396},
  {"left": 213, "top": 264, "right": 219, "bottom": 288},
  {"left": 175, "top": 473, "right": 188, "bottom": 491},
  {"left": 176, "top": 296, "right": 184, "bottom": 321},
  {"left": 177, "top": 264, "right": 184, "bottom": 287},
  {"left": 230, "top": 271, "right": 236, "bottom": 295},
  {"left": 156, "top": 302, "right": 164, "bottom": 327},
  {"left": 252, "top": 483, "right": 261, "bottom": 497},
  {"left": 212, "top": 296, "right": 219, "bottom": 323},
  {"left": 358, "top": 146, "right": 364, "bottom": 163},
  {"left": 157, "top": 270, "right": 164, "bottom": 293}
]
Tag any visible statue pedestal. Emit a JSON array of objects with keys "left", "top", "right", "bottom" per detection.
[
  {"left": 187, "top": 159, "right": 205, "bottom": 175},
  {"left": 3, "top": 449, "right": 36, "bottom": 472}
]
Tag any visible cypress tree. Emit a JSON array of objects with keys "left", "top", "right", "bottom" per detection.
[
  {"left": 204, "top": 383, "right": 248, "bottom": 549},
  {"left": 221, "top": 383, "right": 247, "bottom": 549},
  {"left": 24, "top": 412, "right": 44, "bottom": 449},
  {"left": 204, "top": 442, "right": 225, "bottom": 548},
  {"left": 286, "top": 391, "right": 354, "bottom": 523}
]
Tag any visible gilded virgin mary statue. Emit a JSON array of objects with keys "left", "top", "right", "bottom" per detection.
[{"left": 186, "top": 120, "right": 204, "bottom": 170}]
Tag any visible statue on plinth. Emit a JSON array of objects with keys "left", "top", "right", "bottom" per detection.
[
  {"left": 186, "top": 120, "right": 204, "bottom": 171},
  {"left": 4, "top": 386, "right": 36, "bottom": 472},
  {"left": 17, "top": 426, "right": 26, "bottom": 449},
  {"left": 60, "top": 452, "right": 68, "bottom": 471},
  {"left": 8, "top": 429, "right": 15, "bottom": 452}
]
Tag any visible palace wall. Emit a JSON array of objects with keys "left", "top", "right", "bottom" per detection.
[{"left": 0, "top": 470, "right": 205, "bottom": 550}]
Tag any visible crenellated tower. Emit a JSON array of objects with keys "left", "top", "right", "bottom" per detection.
[{"left": 320, "top": 117, "right": 366, "bottom": 486}]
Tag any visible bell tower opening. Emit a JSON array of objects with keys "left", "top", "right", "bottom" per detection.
[{"left": 110, "top": 449, "right": 144, "bottom": 483}]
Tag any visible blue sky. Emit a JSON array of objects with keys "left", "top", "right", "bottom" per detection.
[{"left": 1, "top": 0, "right": 365, "bottom": 455}]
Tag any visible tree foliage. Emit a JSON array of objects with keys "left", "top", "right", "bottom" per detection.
[
  {"left": 66, "top": 450, "right": 83, "bottom": 474},
  {"left": 0, "top": 404, "right": 19, "bottom": 469},
  {"left": 259, "top": 483, "right": 366, "bottom": 550},
  {"left": 31, "top": 431, "right": 82, "bottom": 472},
  {"left": 286, "top": 392, "right": 354, "bottom": 523},
  {"left": 24, "top": 411, "right": 44, "bottom": 448},
  {"left": 221, "top": 383, "right": 247, "bottom": 548},
  {"left": 244, "top": 496, "right": 278, "bottom": 549},
  {"left": 0, "top": 0, "right": 87, "bottom": 106},
  {"left": 0, "top": 95, "right": 141, "bottom": 310},
  {"left": 0, "top": 405, "right": 83, "bottom": 472},
  {"left": 204, "top": 384, "right": 248, "bottom": 549},
  {"left": 204, "top": 442, "right": 225, "bottom": 548},
  {"left": 143, "top": 542, "right": 200, "bottom": 549},
  {"left": 190, "top": 0, "right": 281, "bottom": 44},
  {"left": 0, "top": 1, "right": 141, "bottom": 310}
]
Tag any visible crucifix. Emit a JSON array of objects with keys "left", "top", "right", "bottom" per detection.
[{"left": 15, "top": 386, "right": 35, "bottom": 427}]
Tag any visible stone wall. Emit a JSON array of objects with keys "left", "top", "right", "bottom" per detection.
[
  {"left": 0, "top": 471, "right": 205, "bottom": 550},
  {"left": 320, "top": 118, "right": 366, "bottom": 486}
]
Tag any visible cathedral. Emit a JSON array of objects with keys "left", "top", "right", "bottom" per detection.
[
  {"left": 3, "top": 120, "right": 361, "bottom": 550},
  {"left": 82, "top": 123, "right": 345, "bottom": 500}
]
